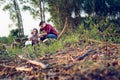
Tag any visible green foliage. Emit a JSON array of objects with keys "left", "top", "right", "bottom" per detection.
[
  {"left": 1, "top": 0, "right": 120, "bottom": 61},
  {"left": 38, "top": 33, "right": 79, "bottom": 55},
  {"left": 9, "top": 29, "right": 19, "bottom": 37},
  {"left": 0, "top": 36, "right": 14, "bottom": 44},
  {"left": 7, "top": 47, "right": 23, "bottom": 58},
  {"left": 63, "top": 33, "right": 79, "bottom": 44},
  {"left": 21, "top": 0, "right": 46, "bottom": 20},
  {"left": 2, "top": 1, "right": 17, "bottom": 22},
  {"left": 46, "top": 0, "right": 82, "bottom": 30},
  {"left": 9, "top": 33, "right": 79, "bottom": 57},
  {"left": 0, "top": 37, "right": 9, "bottom": 44},
  {"left": 22, "top": 46, "right": 39, "bottom": 58},
  {"left": 104, "top": 23, "right": 120, "bottom": 43},
  {"left": 1, "top": 0, "right": 24, "bottom": 37},
  {"left": 0, "top": 29, "right": 24, "bottom": 44},
  {"left": 77, "top": 17, "right": 120, "bottom": 43},
  {"left": 39, "top": 39, "right": 64, "bottom": 55},
  {"left": 0, "top": 52, "right": 10, "bottom": 60},
  {"left": 4, "top": 22, "right": 120, "bottom": 59}
]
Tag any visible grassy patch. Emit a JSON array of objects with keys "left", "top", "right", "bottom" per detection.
[
  {"left": 39, "top": 39, "right": 64, "bottom": 55},
  {"left": 7, "top": 47, "right": 23, "bottom": 58}
]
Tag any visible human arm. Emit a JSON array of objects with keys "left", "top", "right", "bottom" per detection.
[{"left": 38, "top": 32, "right": 47, "bottom": 37}]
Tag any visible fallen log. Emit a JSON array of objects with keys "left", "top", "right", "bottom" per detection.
[
  {"left": 77, "top": 49, "right": 95, "bottom": 60},
  {"left": 0, "top": 64, "right": 32, "bottom": 72},
  {"left": 88, "top": 39, "right": 103, "bottom": 44},
  {"left": 63, "top": 63, "right": 75, "bottom": 70},
  {"left": 18, "top": 55, "right": 47, "bottom": 69},
  {"left": 27, "top": 60, "right": 47, "bottom": 69},
  {"left": 16, "top": 66, "right": 32, "bottom": 72},
  {"left": 0, "top": 67, "right": 6, "bottom": 76}
]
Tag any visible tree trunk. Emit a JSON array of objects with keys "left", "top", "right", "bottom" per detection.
[
  {"left": 57, "top": 7, "right": 62, "bottom": 29},
  {"left": 39, "top": 0, "right": 45, "bottom": 21},
  {"left": 42, "top": 1, "right": 45, "bottom": 21},
  {"left": 57, "top": 17, "right": 68, "bottom": 40},
  {"left": 39, "top": 0, "right": 43, "bottom": 21},
  {"left": 13, "top": 0, "right": 24, "bottom": 37}
]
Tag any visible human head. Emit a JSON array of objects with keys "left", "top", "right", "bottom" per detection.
[
  {"left": 39, "top": 21, "right": 46, "bottom": 28},
  {"left": 32, "top": 28, "right": 38, "bottom": 35}
]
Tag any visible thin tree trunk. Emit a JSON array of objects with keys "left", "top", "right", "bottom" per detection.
[
  {"left": 13, "top": 0, "right": 24, "bottom": 37},
  {"left": 39, "top": 0, "right": 43, "bottom": 21},
  {"left": 39, "top": 0, "right": 46, "bottom": 21},
  {"left": 92, "top": 0, "right": 95, "bottom": 17},
  {"left": 57, "top": 17, "right": 68, "bottom": 40},
  {"left": 57, "top": 7, "right": 61, "bottom": 29},
  {"left": 42, "top": 1, "right": 45, "bottom": 21}
]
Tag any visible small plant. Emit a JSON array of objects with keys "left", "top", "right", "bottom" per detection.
[
  {"left": 7, "top": 47, "right": 23, "bottom": 58},
  {"left": 64, "top": 33, "right": 79, "bottom": 44},
  {"left": 39, "top": 39, "right": 64, "bottom": 55}
]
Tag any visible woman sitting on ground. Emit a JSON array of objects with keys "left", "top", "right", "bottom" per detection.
[{"left": 25, "top": 28, "right": 39, "bottom": 46}]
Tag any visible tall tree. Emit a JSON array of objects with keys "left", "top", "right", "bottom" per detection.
[
  {"left": 82, "top": 0, "right": 95, "bottom": 16},
  {"left": 21, "top": 0, "right": 46, "bottom": 21},
  {"left": 1, "top": 0, "right": 24, "bottom": 37},
  {"left": 45, "top": 0, "right": 82, "bottom": 30},
  {"left": 13, "top": 0, "right": 24, "bottom": 37},
  {"left": 38, "top": 0, "right": 45, "bottom": 21},
  {"left": 82, "top": 0, "right": 120, "bottom": 19},
  {"left": 94, "top": 0, "right": 120, "bottom": 19}
]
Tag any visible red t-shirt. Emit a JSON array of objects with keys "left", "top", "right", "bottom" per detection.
[{"left": 40, "top": 24, "right": 58, "bottom": 36}]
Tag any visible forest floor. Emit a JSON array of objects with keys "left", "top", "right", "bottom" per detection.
[{"left": 0, "top": 40, "right": 120, "bottom": 80}]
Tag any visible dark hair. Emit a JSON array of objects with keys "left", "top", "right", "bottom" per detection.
[
  {"left": 33, "top": 28, "right": 38, "bottom": 34},
  {"left": 39, "top": 21, "right": 45, "bottom": 26}
]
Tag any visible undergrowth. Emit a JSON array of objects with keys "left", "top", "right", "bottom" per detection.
[
  {"left": 3, "top": 32, "right": 80, "bottom": 59},
  {"left": 2, "top": 17, "right": 120, "bottom": 59}
]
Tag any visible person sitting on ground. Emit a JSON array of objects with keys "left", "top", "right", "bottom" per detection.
[
  {"left": 39, "top": 21, "right": 58, "bottom": 43},
  {"left": 25, "top": 28, "right": 39, "bottom": 46}
]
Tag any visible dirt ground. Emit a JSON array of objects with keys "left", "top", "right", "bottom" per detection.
[{"left": 0, "top": 42, "right": 120, "bottom": 80}]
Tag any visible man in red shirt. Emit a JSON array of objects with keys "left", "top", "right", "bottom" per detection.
[{"left": 39, "top": 21, "right": 58, "bottom": 42}]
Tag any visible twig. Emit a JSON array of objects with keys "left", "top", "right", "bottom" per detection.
[
  {"left": 0, "top": 64, "right": 32, "bottom": 72},
  {"left": 57, "top": 17, "right": 68, "bottom": 40},
  {"left": 77, "top": 49, "right": 94, "bottom": 60},
  {"left": 18, "top": 55, "right": 47, "bottom": 69},
  {"left": 0, "top": 67, "right": 7, "bottom": 76}
]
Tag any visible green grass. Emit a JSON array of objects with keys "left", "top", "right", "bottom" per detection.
[
  {"left": 4, "top": 22, "right": 119, "bottom": 59},
  {"left": 7, "top": 47, "right": 23, "bottom": 58},
  {"left": 4, "top": 32, "right": 80, "bottom": 59},
  {"left": 64, "top": 33, "right": 79, "bottom": 44},
  {"left": 35, "top": 33, "right": 80, "bottom": 55},
  {"left": 39, "top": 39, "right": 64, "bottom": 55}
]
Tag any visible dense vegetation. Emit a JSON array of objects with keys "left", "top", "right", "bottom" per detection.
[
  {"left": 0, "top": 0, "right": 120, "bottom": 42},
  {"left": 0, "top": 0, "right": 120, "bottom": 59},
  {"left": 0, "top": 0, "right": 120, "bottom": 79}
]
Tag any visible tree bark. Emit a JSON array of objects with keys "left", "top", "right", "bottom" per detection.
[
  {"left": 13, "top": 0, "right": 24, "bottom": 37},
  {"left": 39, "top": 0, "right": 46, "bottom": 21},
  {"left": 57, "top": 17, "right": 68, "bottom": 40},
  {"left": 18, "top": 55, "right": 47, "bottom": 69},
  {"left": 42, "top": 1, "right": 45, "bottom": 21},
  {"left": 39, "top": 0, "right": 42, "bottom": 21}
]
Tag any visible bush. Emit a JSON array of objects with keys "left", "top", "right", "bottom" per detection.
[
  {"left": 0, "top": 37, "right": 9, "bottom": 44},
  {"left": 77, "top": 17, "right": 120, "bottom": 43},
  {"left": 7, "top": 47, "right": 23, "bottom": 58}
]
